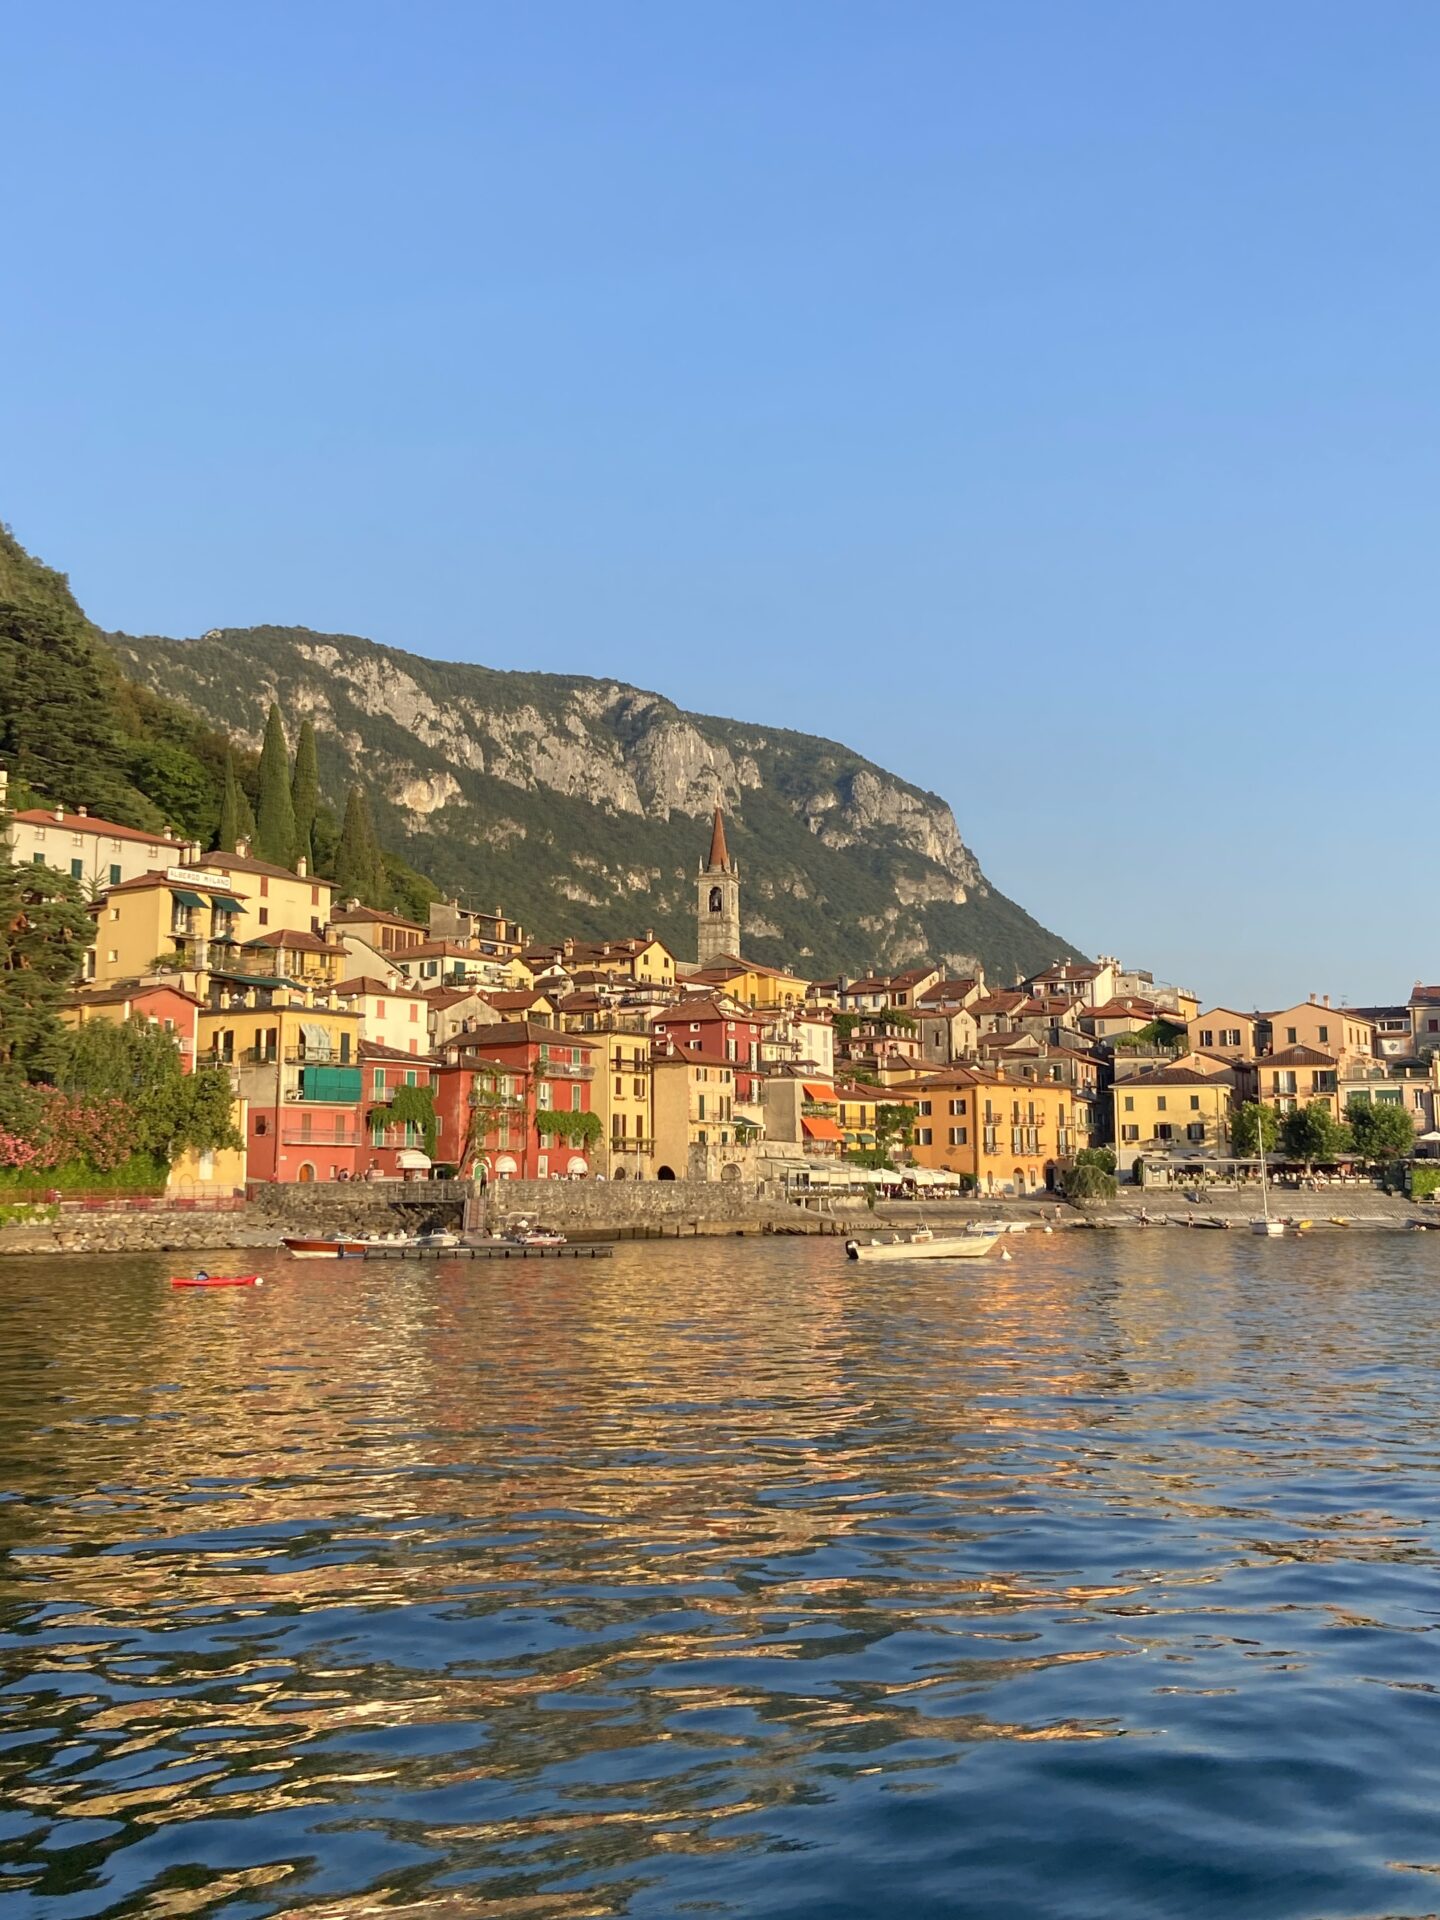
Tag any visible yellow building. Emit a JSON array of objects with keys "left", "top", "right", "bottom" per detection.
[
  {"left": 1256, "top": 1048, "right": 1340, "bottom": 1119},
  {"left": 589, "top": 1028, "right": 655, "bottom": 1179},
  {"left": 199, "top": 990, "right": 364, "bottom": 1183},
  {"left": 1264, "top": 1000, "right": 1374, "bottom": 1066},
  {"left": 690, "top": 956, "right": 812, "bottom": 1010},
  {"left": 652, "top": 1051, "right": 736, "bottom": 1179},
  {"left": 834, "top": 1078, "right": 880, "bottom": 1154},
  {"left": 1113, "top": 1065, "right": 1233, "bottom": 1174},
  {"left": 897, "top": 1070, "right": 1080, "bottom": 1194},
  {"left": 89, "top": 850, "right": 335, "bottom": 988}
]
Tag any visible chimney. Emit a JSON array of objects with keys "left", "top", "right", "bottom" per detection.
[
  {"left": 1322, "top": 994, "right": 1330, "bottom": 1008},
  {"left": 77, "top": 806, "right": 88, "bottom": 818},
  {"left": 297, "top": 855, "right": 308, "bottom": 878},
  {"left": 53, "top": 806, "right": 64, "bottom": 822},
  {"left": 236, "top": 836, "right": 251, "bottom": 858}
]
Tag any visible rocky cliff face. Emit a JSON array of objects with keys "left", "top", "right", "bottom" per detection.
[{"left": 110, "top": 623, "right": 1078, "bottom": 980}]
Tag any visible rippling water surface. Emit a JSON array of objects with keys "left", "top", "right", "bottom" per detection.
[{"left": 3, "top": 1235, "right": 1440, "bottom": 1918}]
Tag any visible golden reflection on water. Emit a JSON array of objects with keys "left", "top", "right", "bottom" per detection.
[{"left": 5, "top": 1232, "right": 1440, "bottom": 1917}]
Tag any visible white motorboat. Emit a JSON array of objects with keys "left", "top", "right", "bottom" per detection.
[
  {"left": 413, "top": 1228, "right": 461, "bottom": 1250},
  {"left": 846, "top": 1230, "right": 1000, "bottom": 1262},
  {"left": 966, "top": 1220, "right": 1030, "bottom": 1235}
]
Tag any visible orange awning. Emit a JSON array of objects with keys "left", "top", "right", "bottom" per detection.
[
  {"left": 803, "top": 1082, "right": 835, "bottom": 1102},
  {"left": 801, "top": 1114, "right": 845, "bottom": 1142}
]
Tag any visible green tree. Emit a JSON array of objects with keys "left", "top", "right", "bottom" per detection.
[
  {"left": 290, "top": 718, "right": 319, "bottom": 869},
  {"left": 1075, "top": 1146, "right": 1117, "bottom": 1174},
  {"left": 254, "top": 703, "right": 297, "bottom": 869},
  {"left": 1231, "top": 1101, "right": 1279, "bottom": 1156},
  {"left": 1345, "top": 1097, "right": 1416, "bottom": 1166},
  {"left": 874, "top": 1102, "right": 917, "bottom": 1158},
  {"left": 217, "top": 750, "right": 243, "bottom": 852},
  {"left": 126, "top": 739, "right": 212, "bottom": 838},
  {"left": 0, "top": 843, "right": 94, "bottom": 1081},
  {"left": 1064, "top": 1161, "right": 1117, "bottom": 1202},
  {"left": 334, "top": 785, "right": 386, "bottom": 906},
  {"left": 57, "top": 1017, "right": 241, "bottom": 1163},
  {"left": 0, "top": 598, "right": 159, "bottom": 826},
  {"left": 1281, "top": 1101, "right": 1351, "bottom": 1170}
]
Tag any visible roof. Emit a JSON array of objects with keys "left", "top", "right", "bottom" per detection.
[
  {"left": 334, "top": 975, "right": 418, "bottom": 998},
  {"left": 693, "top": 955, "right": 807, "bottom": 985},
  {"left": 915, "top": 978, "right": 979, "bottom": 1006},
  {"left": 12, "top": 809, "right": 185, "bottom": 848},
  {"left": 889, "top": 966, "right": 937, "bottom": 989},
  {"left": 64, "top": 980, "right": 203, "bottom": 1010},
  {"left": 845, "top": 976, "right": 891, "bottom": 994},
  {"left": 244, "top": 928, "right": 332, "bottom": 953},
  {"left": 403, "top": 939, "right": 499, "bottom": 960},
  {"left": 800, "top": 1114, "right": 845, "bottom": 1142},
  {"left": 443, "top": 1021, "right": 599, "bottom": 1052},
  {"left": 358, "top": 1038, "right": 439, "bottom": 1064},
  {"left": 706, "top": 807, "right": 732, "bottom": 871},
  {"left": 970, "top": 990, "right": 1027, "bottom": 1016},
  {"left": 1411, "top": 986, "right": 1440, "bottom": 1006},
  {"left": 1120, "top": 1066, "right": 1228, "bottom": 1088},
  {"left": 423, "top": 985, "right": 486, "bottom": 1009},
  {"left": 1263, "top": 1045, "right": 1338, "bottom": 1067},
  {"left": 1192, "top": 1007, "right": 1254, "bottom": 1023},
  {"left": 479, "top": 989, "right": 555, "bottom": 1011},
  {"left": 202, "top": 851, "right": 328, "bottom": 884},
  {"left": 330, "top": 905, "right": 426, "bottom": 930},
  {"left": 1084, "top": 998, "right": 1162, "bottom": 1020}
]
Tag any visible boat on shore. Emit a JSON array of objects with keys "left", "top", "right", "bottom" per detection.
[
  {"left": 281, "top": 1236, "right": 372, "bottom": 1259},
  {"left": 499, "top": 1225, "right": 568, "bottom": 1248},
  {"left": 846, "top": 1230, "right": 1000, "bottom": 1262}
]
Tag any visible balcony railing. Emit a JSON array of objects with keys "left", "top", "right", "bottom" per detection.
[
  {"left": 539, "top": 1058, "right": 595, "bottom": 1080},
  {"left": 284, "top": 1047, "right": 355, "bottom": 1065},
  {"left": 239, "top": 1046, "right": 280, "bottom": 1065}
]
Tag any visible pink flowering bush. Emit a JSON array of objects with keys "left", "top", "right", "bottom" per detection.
[{"left": 0, "top": 1092, "right": 136, "bottom": 1174}]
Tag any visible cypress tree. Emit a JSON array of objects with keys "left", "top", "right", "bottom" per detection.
[
  {"left": 334, "top": 785, "right": 386, "bottom": 905},
  {"left": 290, "top": 718, "right": 319, "bottom": 870},
  {"left": 217, "top": 751, "right": 242, "bottom": 852},
  {"left": 254, "top": 704, "right": 296, "bottom": 869}
]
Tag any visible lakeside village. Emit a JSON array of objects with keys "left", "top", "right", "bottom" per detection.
[{"left": 4, "top": 768, "right": 1440, "bottom": 1218}]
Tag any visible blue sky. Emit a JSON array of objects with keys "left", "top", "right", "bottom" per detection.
[{"left": 4, "top": 3, "right": 1436, "bottom": 1007}]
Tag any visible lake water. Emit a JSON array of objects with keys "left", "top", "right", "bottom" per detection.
[{"left": 3, "top": 1233, "right": 1440, "bottom": 1919}]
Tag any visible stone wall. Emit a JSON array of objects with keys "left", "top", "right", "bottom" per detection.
[
  {"left": 490, "top": 1177, "right": 779, "bottom": 1231},
  {"left": 0, "top": 1211, "right": 283, "bottom": 1256}
]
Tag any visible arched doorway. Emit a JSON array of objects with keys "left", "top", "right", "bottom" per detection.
[
  {"left": 1044, "top": 1162, "right": 1057, "bottom": 1191},
  {"left": 297, "top": 1162, "right": 316, "bottom": 1183},
  {"left": 720, "top": 1162, "right": 741, "bottom": 1183},
  {"left": 657, "top": 1165, "right": 677, "bottom": 1181}
]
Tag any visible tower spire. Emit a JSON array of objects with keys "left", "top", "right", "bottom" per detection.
[{"left": 707, "top": 806, "right": 731, "bottom": 872}]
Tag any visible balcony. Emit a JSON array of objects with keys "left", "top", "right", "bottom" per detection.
[
  {"left": 539, "top": 1058, "right": 595, "bottom": 1081},
  {"left": 284, "top": 1046, "right": 354, "bottom": 1066},
  {"left": 239, "top": 1046, "right": 280, "bottom": 1066},
  {"left": 298, "top": 1064, "right": 363, "bottom": 1104}
]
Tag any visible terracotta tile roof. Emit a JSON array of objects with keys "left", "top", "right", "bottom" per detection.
[
  {"left": 12, "top": 809, "right": 186, "bottom": 848},
  {"left": 1084, "top": 998, "right": 1161, "bottom": 1020},
  {"left": 64, "top": 980, "right": 203, "bottom": 1009},
  {"left": 1262, "top": 1045, "right": 1339, "bottom": 1067},
  {"left": 334, "top": 976, "right": 418, "bottom": 998},
  {"left": 202, "top": 851, "right": 326, "bottom": 883},
  {"left": 1123, "top": 1065, "right": 1229, "bottom": 1088},
  {"left": 970, "top": 991, "right": 1027, "bottom": 1016},
  {"left": 443, "top": 1021, "right": 600, "bottom": 1052},
  {"left": 478, "top": 989, "right": 555, "bottom": 1011},
  {"left": 915, "top": 978, "right": 979, "bottom": 1006},
  {"left": 358, "top": 1039, "right": 439, "bottom": 1064},
  {"left": 244, "top": 928, "right": 332, "bottom": 952},
  {"left": 330, "top": 906, "right": 426, "bottom": 930}
]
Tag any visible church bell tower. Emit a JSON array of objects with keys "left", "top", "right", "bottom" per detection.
[{"left": 696, "top": 807, "right": 741, "bottom": 963}]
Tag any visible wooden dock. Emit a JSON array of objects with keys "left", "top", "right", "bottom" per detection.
[{"left": 355, "top": 1242, "right": 613, "bottom": 1261}]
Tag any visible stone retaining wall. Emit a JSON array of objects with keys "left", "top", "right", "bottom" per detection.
[{"left": 489, "top": 1178, "right": 769, "bottom": 1229}]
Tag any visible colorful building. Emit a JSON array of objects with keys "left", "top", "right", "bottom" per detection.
[
  {"left": 6, "top": 803, "right": 191, "bottom": 891},
  {"left": 435, "top": 1023, "right": 599, "bottom": 1181},
  {"left": 1113, "top": 1065, "right": 1234, "bottom": 1175}
]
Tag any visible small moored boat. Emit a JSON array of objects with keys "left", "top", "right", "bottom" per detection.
[
  {"left": 282, "top": 1237, "right": 371, "bottom": 1259},
  {"left": 846, "top": 1231, "right": 1000, "bottom": 1262}
]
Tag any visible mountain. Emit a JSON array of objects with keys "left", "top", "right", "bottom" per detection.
[{"left": 108, "top": 622, "right": 1080, "bottom": 980}]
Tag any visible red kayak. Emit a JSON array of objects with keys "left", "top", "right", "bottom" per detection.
[{"left": 170, "top": 1274, "right": 265, "bottom": 1288}]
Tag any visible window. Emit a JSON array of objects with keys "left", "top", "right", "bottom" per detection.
[
  {"left": 108, "top": 863, "right": 121, "bottom": 886},
  {"left": 404, "top": 1069, "right": 418, "bottom": 1087},
  {"left": 1155, "top": 1123, "right": 1173, "bottom": 1141},
  {"left": 1121, "top": 1124, "right": 1139, "bottom": 1143},
  {"left": 1286, "top": 1026, "right": 1297, "bottom": 1044},
  {"left": 1156, "top": 1096, "right": 1167, "bottom": 1112},
  {"left": 916, "top": 1127, "right": 933, "bottom": 1145},
  {"left": 918, "top": 1100, "right": 932, "bottom": 1116},
  {"left": 1186, "top": 1123, "right": 1206, "bottom": 1142},
  {"left": 949, "top": 1098, "right": 967, "bottom": 1116},
  {"left": 1199, "top": 1029, "right": 1214, "bottom": 1048},
  {"left": 72, "top": 832, "right": 84, "bottom": 847},
  {"left": 697, "top": 1094, "right": 706, "bottom": 1120},
  {"left": 107, "top": 949, "right": 118, "bottom": 964},
  {"left": 1318, "top": 1025, "right": 1329, "bottom": 1044},
  {"left": 258, "top": 908, "right": 269, "bottom": 927},
  {"left": 571, "top": 1084, "right": 583, "bottom": 1112},
  {"left": 1124, "top": 1095, "right": 1134, "bottom": 1112},
  {"left": 109, "top": 907, "right": 119, "bottom": 922},
  {"left": 31, "top": 828, "right": 44, "bottom": 841},
  {"left": 1190, "top": 1095, "right": 1200, "bottom": 1110},
  {"left": 1223, "top": 1028, "right": 1241, "bottom": 1048},
  {"left": 32, "top": 853, "right": 44, "bottom": 866},
  {"left": 948, "top": 1126, "right": 968, "bottom": 1146},
  {"left": 373, "top": 1068, "right": 385, "bottom": 1095},
  {"left": 70, "top": 858, "right": 83, "bottom": 879}
]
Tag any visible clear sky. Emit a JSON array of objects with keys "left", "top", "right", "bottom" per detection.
[{"left": 4, "top": 3, "right": 1436, "bottom": 1008}]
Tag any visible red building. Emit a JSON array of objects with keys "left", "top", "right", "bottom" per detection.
[
  {"left": 434, "top": 1022, "right": 599, "bottom": 1181},
  {"left": 651, "top": 997, "right": 768, "bottom": 1107},
  {"left": 360, "top": 1040, "right": 440, "bottom": 1179}
]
